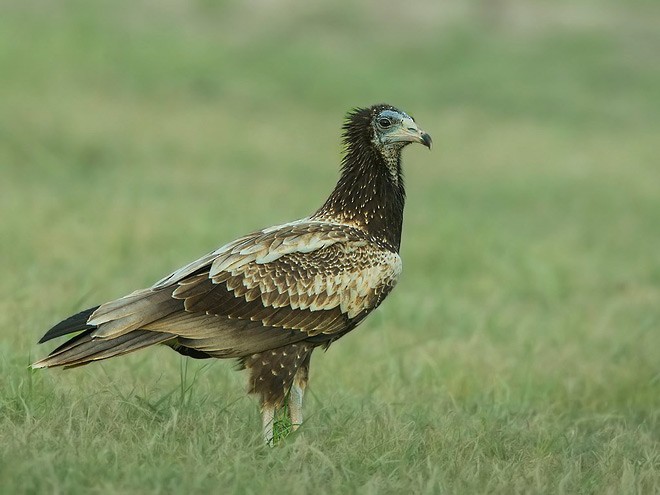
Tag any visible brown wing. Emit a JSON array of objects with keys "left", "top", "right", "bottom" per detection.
[
  {"left": 170, "top": 240, "right": 401, "bottom": 336},
  {"left": 34, "top": 220, "right": 401, "bottom": 366}
]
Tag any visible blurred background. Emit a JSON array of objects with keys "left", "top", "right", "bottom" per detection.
[{"left": 1, "top": 0, "right": 659, "bottom": 492}]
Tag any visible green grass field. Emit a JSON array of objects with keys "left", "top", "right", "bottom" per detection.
[{"left": 1, "top": 0, "right": 659, "bottom": 493}]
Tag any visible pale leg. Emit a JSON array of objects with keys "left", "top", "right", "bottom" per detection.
[
  {"left": 288, "top": 359, "right": 309, "bottom": 431},
  {"left": 262, "top": 405, "right": 275, "bottom": 446},
  {"left": 288, "top": 381, "right": 305, "bottom": 431}
]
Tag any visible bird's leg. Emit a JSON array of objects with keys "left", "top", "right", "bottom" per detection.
[
  {"left": 262, "top": 404, "right": 275, "bottom": 447},
  {"left": 288, "top": 381, "right": 305, "bottom": 431},
  {"left": 288, "top": 354, "right": 310, "bottom": 431}
]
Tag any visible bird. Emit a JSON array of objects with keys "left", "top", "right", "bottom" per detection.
[{"left": 33, "top": 103, "right": 432, "bottom": 445}]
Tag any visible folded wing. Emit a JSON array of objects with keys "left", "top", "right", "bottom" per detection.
[{"left": 34, "top": 221, "right": 401, "bottom": 367}]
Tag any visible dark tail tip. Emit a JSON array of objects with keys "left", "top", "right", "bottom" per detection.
[{"left": 38, "top": 306, "right": 100, "bottom": 344}]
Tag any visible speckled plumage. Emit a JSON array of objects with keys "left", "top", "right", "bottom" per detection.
[{"left": 33, "top": 104, "right": 431, "bottom": 444}]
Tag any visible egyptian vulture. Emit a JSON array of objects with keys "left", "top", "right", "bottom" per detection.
[{"left": 33, "top": 104, "right": 432, "bottom": 445}]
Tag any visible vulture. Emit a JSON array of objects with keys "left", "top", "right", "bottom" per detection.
[{"left": 33, "top": 104, "right": 432, "bottom": 445}]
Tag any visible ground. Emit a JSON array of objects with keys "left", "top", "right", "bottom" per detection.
[{"left": 0, "top": 0, "right": 659, "bottom": 493}]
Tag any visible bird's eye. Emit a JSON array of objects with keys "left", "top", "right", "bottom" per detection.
[{"left": 378, "top": 118, "right": 392, "bottom": 128}]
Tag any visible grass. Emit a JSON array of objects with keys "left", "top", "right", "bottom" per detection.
[{"left": 1, "top": 0, "right": 659, "bottom": 493}]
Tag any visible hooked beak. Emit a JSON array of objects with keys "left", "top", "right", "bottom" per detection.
[{"left": 385, "top": 116, "right": 432, "bottom": 149}]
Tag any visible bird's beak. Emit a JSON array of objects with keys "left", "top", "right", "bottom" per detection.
[{"left": 386, "top": 117, "right": 432, "bottom": 149}]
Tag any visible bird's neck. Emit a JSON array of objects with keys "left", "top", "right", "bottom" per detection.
[{"left": 313, "top": 142, "right": 406, "bottom": 252}]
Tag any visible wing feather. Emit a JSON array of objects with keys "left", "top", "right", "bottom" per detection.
[{"left": 38, "top": 221, "right": 401, "bottom": 364}]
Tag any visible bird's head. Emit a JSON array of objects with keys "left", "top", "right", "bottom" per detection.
[{"left": 343, "top": 104, "right": 432, "bottom": 154}]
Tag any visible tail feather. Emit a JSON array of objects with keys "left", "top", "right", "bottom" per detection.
[
  {"left": 49, "top": 327, "right": 96, "bottom": 356},
  {"left": 86, "top": 289, "right": 153, "bottom": 324},
  {"left": 38, "top": 306, "right": 100, "bottom": 344},
  {"left": 88, "top": 289, "right": 178, "bottom": 335},
  {"left": 32, "top": 329, "right": 173, "bottom": 369}
]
